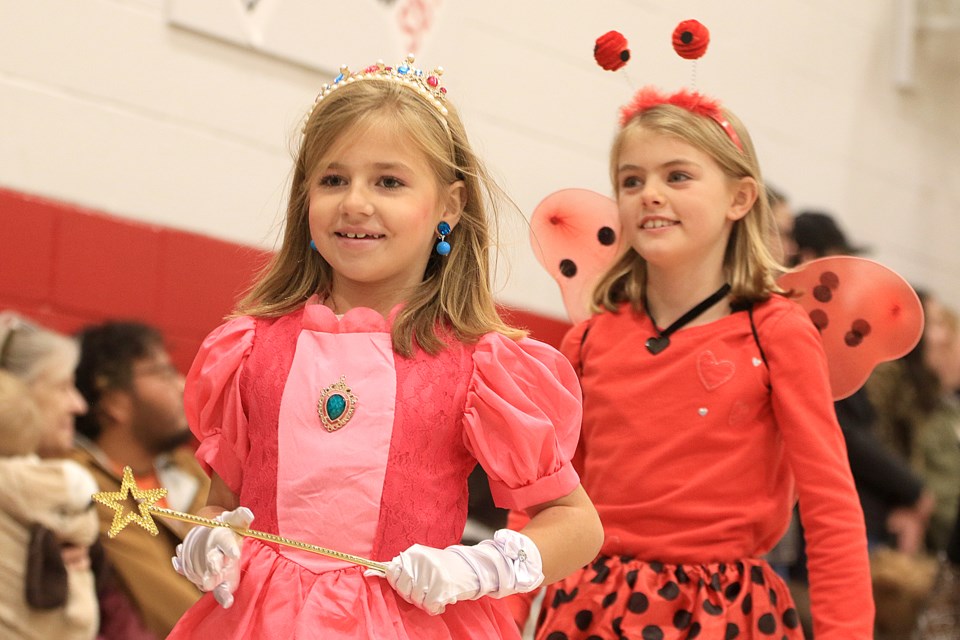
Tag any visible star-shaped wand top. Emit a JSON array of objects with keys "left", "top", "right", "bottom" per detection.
[{"left": 92, "top": 466, "right": 167, "bottom": 537}]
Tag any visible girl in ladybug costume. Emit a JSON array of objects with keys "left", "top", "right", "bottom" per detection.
[{"left": 511, "top": 85, "right": 874, "bottom": 639}]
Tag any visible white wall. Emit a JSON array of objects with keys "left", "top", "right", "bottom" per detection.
[{"left": 2, "top": 0, "right": 958, "bottom": 318}]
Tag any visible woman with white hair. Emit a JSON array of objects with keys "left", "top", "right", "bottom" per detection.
[{"left": 0, "top": 311, "right": 99, "bottom": 640}]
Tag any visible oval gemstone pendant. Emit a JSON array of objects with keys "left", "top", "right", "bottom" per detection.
[
  {"left": 317, "top": 375, "right": 357, "bottom": 432},
  {"left": 326, "top": 394, "right": 346, "bottom": 420}
]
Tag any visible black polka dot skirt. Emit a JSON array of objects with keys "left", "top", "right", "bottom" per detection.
[{"left": 535, "top": 555, "right": 803, "bottom": 640}]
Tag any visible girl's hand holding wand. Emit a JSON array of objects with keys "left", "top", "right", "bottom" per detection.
[
  {"left": 172, "top": 506, "right": 254, "bottom": 608},
  {"left": 367, "top": 529, "right": 544, "bottom": 615}
]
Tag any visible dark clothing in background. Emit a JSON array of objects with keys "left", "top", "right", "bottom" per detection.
[{"left": 835, "top": 389, "right": 925, "bottom": 547}]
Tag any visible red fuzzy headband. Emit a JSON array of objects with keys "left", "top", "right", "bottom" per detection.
[{"left": 618, "top": 86, "right": 744, "bottom": 152}]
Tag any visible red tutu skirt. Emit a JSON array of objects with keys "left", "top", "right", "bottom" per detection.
[{"left": 535, "top": 555, "right": 803, "bottom": 639}]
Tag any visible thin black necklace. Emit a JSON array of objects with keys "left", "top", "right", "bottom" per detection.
[{"left": 643, "top": 283, "right": 732, "bottom": 355}]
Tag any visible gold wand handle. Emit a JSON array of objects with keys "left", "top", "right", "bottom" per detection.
[
  {"left": 150, "top": 507, "right": 388, "bottom": 573},
  {"left": 91, "top": 467, "right": 387, "bottom": 574}
]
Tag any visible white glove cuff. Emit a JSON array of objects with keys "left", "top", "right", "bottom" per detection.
[
  {"left": 449, "top": 528, "right": 543, "bottom": 600},
  {"left": 492, "top": 528, "right": 543, "bottom": 593}
]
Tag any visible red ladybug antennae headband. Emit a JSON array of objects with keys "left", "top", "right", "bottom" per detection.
[{"left": 594, "top": 20, "right": 744, "bottom": 152}]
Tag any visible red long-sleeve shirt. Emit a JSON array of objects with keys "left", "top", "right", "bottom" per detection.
[{"left": 556, "top": 295, "right": 873, "bottom": 638}]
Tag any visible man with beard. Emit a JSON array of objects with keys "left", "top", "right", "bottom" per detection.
[{"left": 73, "top": 321, "right": 209, "bottom": 638}]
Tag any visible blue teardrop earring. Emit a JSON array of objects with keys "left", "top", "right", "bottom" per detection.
[
  {"left": 309, "top": 239, "right": 318, "bottom": 251},
  {"left": 435, "top": 221, "right": 451, "bottom": 256}
]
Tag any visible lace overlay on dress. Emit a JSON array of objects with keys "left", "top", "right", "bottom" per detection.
[
  {"left": 238, "top": 311, "right": 304, "bottom": 540},
  {"left": 372, "top": 341, "right": 477, "bottom": 560}
]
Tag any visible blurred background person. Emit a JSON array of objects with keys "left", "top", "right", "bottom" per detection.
[
  {"left": 867, "top": 291, "right": 960, "bottom": 554},
  {"left": 922, "top": 290, "right": 960, "bottom": 419},
  {"left": 73, "top": 321, "right": 209, "bottom": 639},
  {"left": 913, "top": 493, "right": 960, "bottom": 638},
  {"left": 790, "top": 209, "right": 866, "bottom": 265},
  {"left": 0, "top": 312, "right": 99, "bottom": 639},
  {"left": 767, "top": 184, "right": 796, "bottom": 266}
]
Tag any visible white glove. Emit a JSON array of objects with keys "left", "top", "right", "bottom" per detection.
[
  {"left": 172, "top": 507, "right": 254, "bottom": 608},
  {"left": 371, "top": 529, "right": 543, "bottom": 615}
]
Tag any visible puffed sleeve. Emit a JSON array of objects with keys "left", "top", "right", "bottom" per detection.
[
  {"left": 184, "top": 316, "right": 255, "bottom": 495},
  {"left": 462, "top": 333, "right": 583, "bottom": 512}
]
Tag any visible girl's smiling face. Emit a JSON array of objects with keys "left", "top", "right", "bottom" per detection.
[
  {"left": 307, "top": 118, "right": 463, "bottom": 302},
  {"left": 616, "top": 128, "right": 753, "bottom": 271}
]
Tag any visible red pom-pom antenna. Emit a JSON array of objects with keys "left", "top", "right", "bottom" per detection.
[
  {"left": 594, "top": 30, "right": 630, "bottom": 72},
  {"left": 672, "top": 19, "right": 710, "bottom": 60}
]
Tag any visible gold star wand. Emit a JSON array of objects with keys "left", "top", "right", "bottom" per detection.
[{"left": 92, "top": 466, "right": 387, "bottom": 573}]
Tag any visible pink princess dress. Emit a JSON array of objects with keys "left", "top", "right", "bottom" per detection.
[{"left": 167, "top": 298, "right": 582, "bottom": 639}]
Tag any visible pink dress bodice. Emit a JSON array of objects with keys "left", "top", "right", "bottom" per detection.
[{"left": 169, "top": 299, "right": 582, "bottom": 639}]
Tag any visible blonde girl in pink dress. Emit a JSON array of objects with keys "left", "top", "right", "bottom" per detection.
[{"left": 167, "top": 57, "right": 603, "bottom": 640}]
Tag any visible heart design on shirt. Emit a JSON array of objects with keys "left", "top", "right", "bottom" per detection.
[
  {"left": 728, "top": 400, "right": 752, "bottom": 426},
  {"left": 698, "top": 350, "right": 735, "bottom": 391}
]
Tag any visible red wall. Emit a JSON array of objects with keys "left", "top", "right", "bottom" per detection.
[{"left": 0, "top": 188, "right": 570, "bottom": 371}]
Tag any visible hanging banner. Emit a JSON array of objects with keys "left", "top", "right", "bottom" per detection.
[{"left": 164, "top": 0, "right": 444, "bottom": 73}]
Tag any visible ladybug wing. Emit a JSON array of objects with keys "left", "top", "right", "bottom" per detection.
[
  {"left": 529, "top": 189, "right": 623, "bottom": 324},
  {"left": 777, "top": 256, "right": 924, "bottom": 400}
]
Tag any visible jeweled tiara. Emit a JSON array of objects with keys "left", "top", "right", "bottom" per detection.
[{"left": 310, "top": 54, "right": 448, "bottom": 118}]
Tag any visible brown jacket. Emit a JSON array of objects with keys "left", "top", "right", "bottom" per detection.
[{"left": 71, "top": 442, "right": 209, "bottom": 638}]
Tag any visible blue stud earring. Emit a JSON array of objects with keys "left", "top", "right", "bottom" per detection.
[
  {"left": 435, "top": 221, "right": 451, "bottom": 256},
  {"left": 309, "top": 239, "right": 318, "bottom": 251}
]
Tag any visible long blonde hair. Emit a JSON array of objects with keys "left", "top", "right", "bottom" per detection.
[
  {"left": 593, "top": 103, "right": 785, "bottom": 313},
  {"left": 235, "top": 77, "right": 523, "bottom": 356}
]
